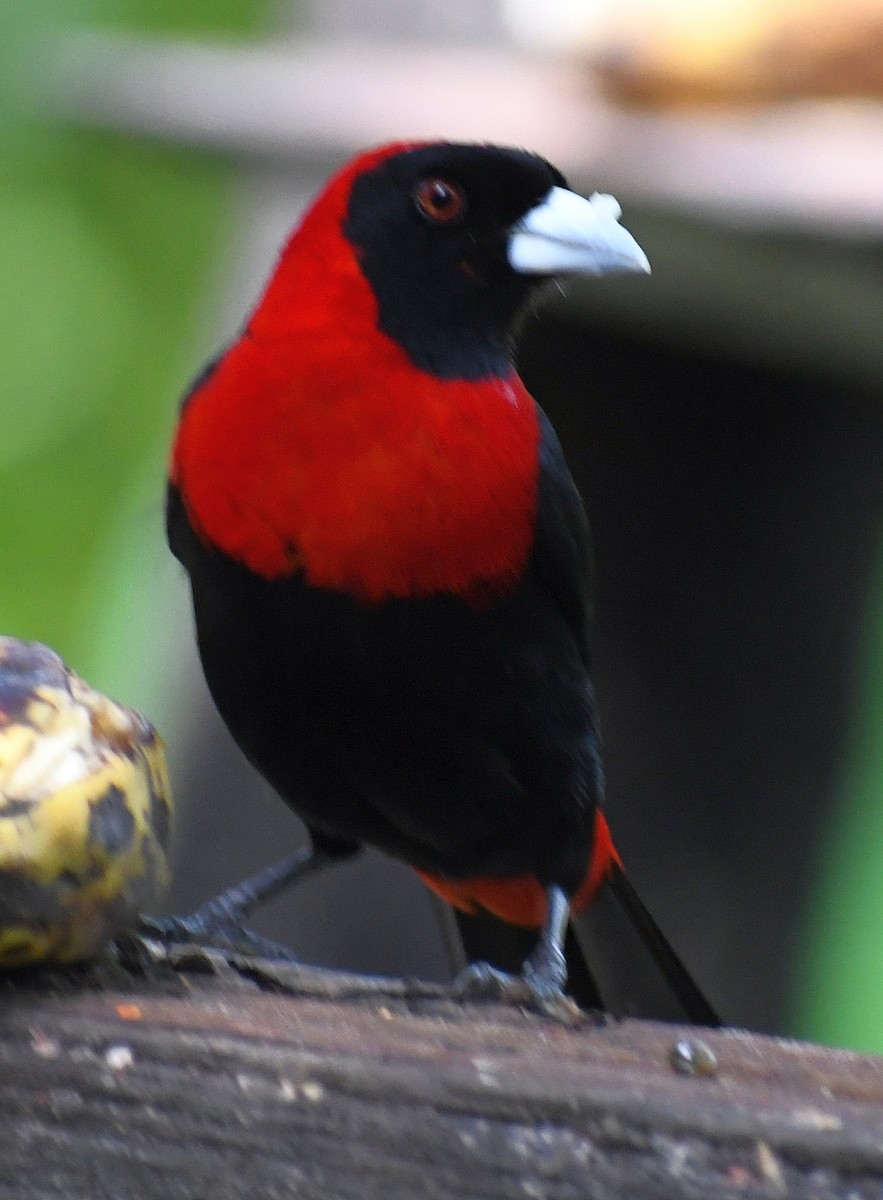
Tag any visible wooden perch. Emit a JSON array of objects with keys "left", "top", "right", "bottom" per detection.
[{"left": 1, "top": 949, "right": 882, "bottom": 1198}]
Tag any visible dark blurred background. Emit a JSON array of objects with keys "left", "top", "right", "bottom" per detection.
[{"left": 3, "top": 0, "right": 883, "bottom": 1048}]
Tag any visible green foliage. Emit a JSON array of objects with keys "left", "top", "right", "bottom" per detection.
[
  {"left": 792, "top": 550, "right": 883, "bottom": 1053},
  {"left": 57, "top": 0, "right": 264, "bottom": 37},
  {"left": 0, "top": 1, "right": 266, "bottom": 695}
]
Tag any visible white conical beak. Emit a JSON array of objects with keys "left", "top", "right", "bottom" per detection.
[{"left": 508, "top": 187, "right": 651, "bottom": 277}]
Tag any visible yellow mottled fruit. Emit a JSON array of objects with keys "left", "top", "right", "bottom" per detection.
[{"left": 0, "top": 636, "right": 172, "bottom": 966}]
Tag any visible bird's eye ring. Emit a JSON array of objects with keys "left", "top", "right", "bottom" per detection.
[{"left": 413, "top": 177, "right": 466, "bottom": 224}]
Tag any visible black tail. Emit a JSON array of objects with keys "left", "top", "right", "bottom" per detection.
[
  {"left": 444, "top": 863, "right": 719, "bottom": 1025},
  {"left": 581, "top": 861, "right": 720, "bottom": 1025}
]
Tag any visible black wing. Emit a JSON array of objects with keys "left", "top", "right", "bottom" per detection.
[{"left": 530, "top": 406, "right": 595, "bottom": 669}]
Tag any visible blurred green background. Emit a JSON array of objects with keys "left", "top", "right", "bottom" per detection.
[
  {"left": 0, "top": 0, "right": 264, "bottom": 708},
  {"left": 3, "top": 1, "right": 883, "bottom": 1052}
]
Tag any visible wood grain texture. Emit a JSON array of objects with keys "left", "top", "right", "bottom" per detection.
[{"left": 0, "top": 953, "right": 882, "bottom": 1199}]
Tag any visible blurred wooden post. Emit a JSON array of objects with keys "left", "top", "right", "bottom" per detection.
[{"left": 1, "top": 956, "right": 883, "bottom": 1198}]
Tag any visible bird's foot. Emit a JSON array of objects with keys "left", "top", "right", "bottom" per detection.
[
  {"left": 450, "top": 923, "right": 586, "bottom": 1022},
  {"left": 450, "top": 960, "right": 581, "bottom": 1022},
  {"left": 129, "top": 854, "right": 326, "bottom": 965},
  {"left": 135, "top": 905, "right": 300, "bottom": 964}
]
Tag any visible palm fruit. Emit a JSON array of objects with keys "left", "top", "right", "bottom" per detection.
[{"left": 0, "top": 636, "right": 172, "bottom": 966}]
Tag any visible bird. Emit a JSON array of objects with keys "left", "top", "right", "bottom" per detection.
[{"left": 156, "top": 141, "right": 718, "bottom": 1023}]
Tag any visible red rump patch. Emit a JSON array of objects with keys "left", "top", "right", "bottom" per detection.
[
  {"left": 416, "top": 810, "right": 622, "bottom": 928},
  {"left": 171, "top": 143, "right": 541, "bottom": 603}
]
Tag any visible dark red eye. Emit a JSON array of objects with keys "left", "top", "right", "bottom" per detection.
[{"left": 413, "top": 177, "right": 466, "bottom": 224}]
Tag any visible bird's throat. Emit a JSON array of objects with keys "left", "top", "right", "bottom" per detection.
[{"left": 171, "top": 331, "right": 541, "bottom": 604}]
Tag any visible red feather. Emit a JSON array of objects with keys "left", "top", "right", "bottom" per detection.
[
  {"left": 417, "top": 810, "right": 621, "bottom": 929},
  {"left": 172, "top": 144, "right": 540, "bottom": 603}
]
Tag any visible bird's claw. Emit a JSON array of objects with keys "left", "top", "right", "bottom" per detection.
[
  {"left": 450, "top": 960, "right": 582, "bottom": 1022},
  {"left": 135, "top": 912, "right": 301, "bottom": 964}
]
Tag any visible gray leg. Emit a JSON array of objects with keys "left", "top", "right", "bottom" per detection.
[
  {"left": 522, "top": 885, "right": 570, "bottom": 996},
  {"left": 138, "top": 845, "right": 343, "bottom": 961},
  {"left": 451, "top": 885, "right": 579, "bottom": 1017}
]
